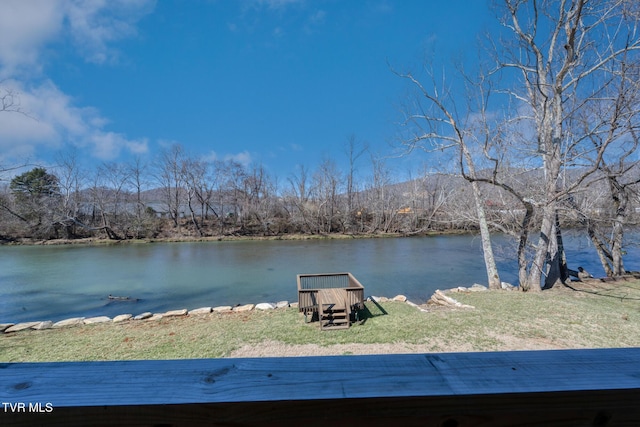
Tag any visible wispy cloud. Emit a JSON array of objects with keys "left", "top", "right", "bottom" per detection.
[
  {"left": 90, "top": 132, "right": 149, "bottom": 160},
  {"left": 226, "top": 150, "right": 252, "bottom": 167},
  {"left": 0, "top": 0, "right": 155, "bottom": 164},
  {"left": 0, "top": 0, "right": 155, "bottom": 75},
  {"left": 308, "top": 9, "right": 326, "bottom": 25},
  {"left": 254, "top": 0, "right": 304, "bottom": 11},
  {"left": 203, "top": 150, "right": 253, "bottom": 167},
  {"left": 0, "top": 0, "right": 64, "bottom": 77},
  {"left": 0, "top": 79, "right": 149, "bottom": 161},
  {"left": 64, "top": 0, "right": 156, "bottom": 65}
]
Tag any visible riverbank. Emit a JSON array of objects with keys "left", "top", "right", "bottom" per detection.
[
  {"left": 2, "top": 279, "right": 638, "bottom": 362},
  {"left": 0, "top": 230, "right": 465, "bottom": 246}
]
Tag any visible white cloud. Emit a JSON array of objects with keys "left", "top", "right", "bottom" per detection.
[
  {"left": 90, "top": 132, "right": 149, "bottom": 160},
  {"left": 0, "top": 0, "right": 64, "bottom": 77},
  {"left": 226, "top": 150, "right": 252, "bottom": 167},
  {"left": 0, "top": 79, "right": 149, "bottom": 162},
  {"left": 202, "top": 150, "right": 219, "bottom": 163},
  {"left": 0, "top": 0, "right": 155, "bottom": 163},
  {"left": 0, "top": 0, "right": 154, "bottom": 75},
  {"left": 202, "top": 150, "right": 253, "bottom": 167},
  {"left": 64, "top": 0, "right": 156, "bottom": 65}
]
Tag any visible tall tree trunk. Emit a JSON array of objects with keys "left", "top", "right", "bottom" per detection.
[
  {"left": 461, "top": 144, "right": 502, "bottom": 290},
  {"left": 525, "top": 143, "right": 563, "bottom": 291},
  {"left": 543, "top": 213, "right": 568, "bottom": 289},
  {"left": 470, "top": 179, "right": 501, "bottom": 289},
  {"left": 609, "top": 178, "right": 628, "bottom": 276},
  {"left": 525, "top": 204, "right": 554, "bottom": 292}
]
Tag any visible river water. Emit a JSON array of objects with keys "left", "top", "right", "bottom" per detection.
[{"left": 1, "top": 233, "right": 637, "bottom": 323}]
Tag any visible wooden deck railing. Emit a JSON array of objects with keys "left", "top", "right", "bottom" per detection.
[
  {"left": 1, "top": 348, "right": 640, "bottom": 426},
  {"left": 297, "top": 273, "right": 365, "bottom": 320}
]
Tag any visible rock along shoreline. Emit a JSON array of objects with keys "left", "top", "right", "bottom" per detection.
[{"left": 0, "top": 283, "right": 508, "bottom": 335}]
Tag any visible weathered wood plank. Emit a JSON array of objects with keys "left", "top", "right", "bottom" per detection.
[
  {"left": 3, "top": 348, "right": 640, "bottom": 403},
  {"left": 1, "top": 348, "right": 640, "bottom": 426},
  {"left": 318, "top": 288, "right": 347, "bottom": 310}
]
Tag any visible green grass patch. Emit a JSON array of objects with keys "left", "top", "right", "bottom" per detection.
[{"left": 2, "top": 280, "right": 640, "bottom": 362}]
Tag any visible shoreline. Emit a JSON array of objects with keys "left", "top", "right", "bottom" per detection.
[
  {"left": 1, "top": 284, "right": 499, "bottom": 334},
  {"left": 3, "top": 279, "right": 639, "bottom": 362},
  {"left": 0, "top": 230, "right": 469, "bottom": 247},
  {"left": 0, "top": 293, "right": 432, "bottom": 335}
]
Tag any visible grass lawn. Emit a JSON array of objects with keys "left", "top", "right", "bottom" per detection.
[{"left": 1, "top": 279, "right": 639, "bottom": 362}]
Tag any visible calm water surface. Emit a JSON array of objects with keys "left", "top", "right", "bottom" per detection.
[{"left": 1, "top": 234, "right": 637, "bottom": 323}]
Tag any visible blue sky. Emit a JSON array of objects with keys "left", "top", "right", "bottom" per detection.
[{"left": 0, "top": 0, "right": 495, "bottom": 182}]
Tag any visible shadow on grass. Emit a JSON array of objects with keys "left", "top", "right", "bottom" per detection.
[
  {"left": 355, "top": 298, "right": 388, "bottom": 325},
  {"left": 563, "top": 276, "right": 640, "bottom": 301},
  {"left": 303, "top": 297, "right": 389, "bottom": 326}
]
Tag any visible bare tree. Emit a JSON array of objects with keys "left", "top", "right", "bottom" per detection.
[
  {"left": 420, "top": 172, "right": 458, "bottom": 232},
  {"left": 156, "top": 144, "right": 187, "bottom": 229},
  {"left": 284, "top": 164, "right": 314, "bottom": 233},
  {"left": 574, "top": 58, "right": 640, "bottom": 276},
  {"left": 243, "top": 164, "right": 278, "bottom": 234},
  {"left": 53, "top": 149, "right": 86, "bottom": 238},
  {"left": 87, "top": 163, "right": 128, "bottom": 240},
  {"left": 127, "top": 156, "right": 157, "bottom": 238},
  {"left": 494, "top": 0, "right": 640, "bottom": 290},
  {"left": 0, "top": 84, "right": 24, "bottom": 116},
  {"left": 395, "top": 66, "right": 503, "bottom": 290},
  {"left": 221, "top": 160, "right": 248, "bottom": 231},
  {"left": 180, "top": 156, "right": 209, "bottom": 236},
  {"left": 366, "top": 155, "right": 402, "bottom": 234},
  {"left": 344, "top": 135, "right": 368, "bottom": 232},
  {"left": 311, "top": 158, "right": 343, "bottom": 233}
]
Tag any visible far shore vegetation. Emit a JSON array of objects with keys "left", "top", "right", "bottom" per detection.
[
  {"left": 1, "top": 229, "right": 466, "bottom": 246},
  {"left": 2, "top": 279, "right": 639, "bottom": 363},
  {"left": 2, "top": 0, "right": 640, "bottom": 295}
]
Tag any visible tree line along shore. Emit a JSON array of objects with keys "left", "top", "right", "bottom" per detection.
[{"left": 2, "top": 158, "right": 638, "bottom": 250}]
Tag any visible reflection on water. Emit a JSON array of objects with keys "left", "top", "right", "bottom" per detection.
[{"left": 1, "top": 233, "right": 638, "bottom": 323}]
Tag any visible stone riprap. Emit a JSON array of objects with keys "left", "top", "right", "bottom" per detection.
[
  {"left": 52, "top": 318, "right": 85, "bottom": 329},
  {"left": 133, "top": 312, "right": 153, "bottom": 320},
  {"left": 5, "top": 322, "right": 41, "bottom": 333},
  {"left": 33, "top": 321, "right": 54, "bottom": 330},
  {"left": 234, "top": 304, "right": 255, "bottom": 312},
  {"left": 84, "top": 316, "right": 112, "bottom": 325},
  {"left": 1, "top": 289, "right": 481, "bottom": 334},
  {"left": 2, "top": 302, "right": 292, "bottom": 334},
  {"left": 255, "top": 303, "right": 275, "bottom": 310},
  {"left": 163, "top": 309, "right": 188, "bottom": 317}
]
